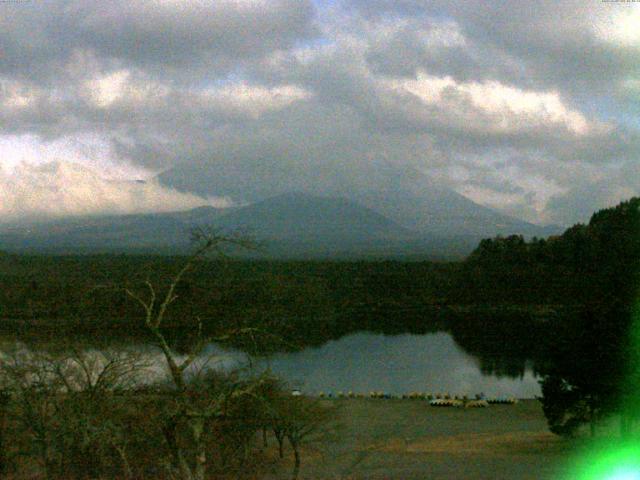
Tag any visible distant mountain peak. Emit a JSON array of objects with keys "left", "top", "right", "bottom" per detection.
[{"left": 157, "top": 162, "right": 553, "bottom": 238}]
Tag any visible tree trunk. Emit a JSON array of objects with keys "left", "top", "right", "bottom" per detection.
[
  {"left": 192, "top": 419, "right": 207, "bottom": 480},
  {"left": 43, "top": 451, "right": 57, "bottom": 480},
  {"left": 37, "top": 438, "right": 55, "bottom": 480},
  {"left": 114, "top": 444, "right": 133, "bottom": 480},
  {"left": 163, "top": 416, "right": 196, "bottom": 480},
  {"left": 178, "top": 458, "right": 195, "bottom": 480},
  {"left": 242, "top": 440, "right": 250, "bottom": 465},
  {"left": 291, "top": 441, "right": 301, "bottom": 480},
  {"left": 277, "top": 436, "right": 284, "bottom": 459},
  {"left": 263, "top": 427, "right": 268, "bottom": 448}
]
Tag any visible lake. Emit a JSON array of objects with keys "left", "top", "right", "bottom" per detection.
[
  {"left": 203, "top": 331, "right": 541, "bottom": 398},
  {"left": 0, "top": 330, "right": 541, "bottom": 398}
]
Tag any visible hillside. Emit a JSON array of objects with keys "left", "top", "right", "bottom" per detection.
[
  {"left": 159, "top": 162, "right": 556, "bottom": 238},
  {"left": 0, "top": 192, "right": 476, "bottom": 258}
]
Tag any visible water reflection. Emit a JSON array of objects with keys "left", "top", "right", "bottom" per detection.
[
  {"left": 0, "top": 331, "right": 541, "bottom": 398},
  {"left": 204, "top": 332, "right": 541, "bottom": 398}
]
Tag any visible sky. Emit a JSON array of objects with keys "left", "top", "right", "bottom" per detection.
[{"left": 0, "top": 0, "right": 639, "bottom": 225}]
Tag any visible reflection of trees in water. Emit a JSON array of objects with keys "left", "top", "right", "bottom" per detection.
[
  {"left": 445, "top": 309, "right": 549, "bottom": 380},
  {"left": 2, "top": 306, "right": 551, "bottom": 382},
  {"left": 477, "top": 358, "right": 528, "bottom": 379}
]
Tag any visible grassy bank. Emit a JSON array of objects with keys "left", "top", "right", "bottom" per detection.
[{"left": 269, "top": 398, "right": 576, "bottom": 480}]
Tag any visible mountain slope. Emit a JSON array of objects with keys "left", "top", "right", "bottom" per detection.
[
  {"left": 0, "top": 207, "right": 224, "bottom": 252},
  {"left": 159, "top": 162, "right": 556, "bottom": 238},
  {"left": 1, "top": 193, "right": 463, "bottom": 258},
  {"left": 215, "top": 192, "right": 411, "bottom": 241}
]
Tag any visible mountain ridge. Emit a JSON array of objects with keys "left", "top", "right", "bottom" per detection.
[
  {"left": 0, "top": 191, "right": 560, "bottom": 259},
  {"left": 158, "top": 162, "right": 556, "bottom": 238}
]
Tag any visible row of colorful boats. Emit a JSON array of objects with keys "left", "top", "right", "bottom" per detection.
[{"left": 312, "top": 391, "right": 519, "bottom": 405}]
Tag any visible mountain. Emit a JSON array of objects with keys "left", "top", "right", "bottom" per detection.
[
  {"left": 0, "top": 181, "right": 560, "bottom": 259},
  {"left": 158, "top": 162, "right": 557, "bottom": 238},
  {"left": 0, "top": 207, "right": 224, "bottom": 252},
  {"left": 0, "top": 193, "right": 480, "bottom": 258},
  {"left": 214, "top": 192, "right": 409, "bottom": 241}
]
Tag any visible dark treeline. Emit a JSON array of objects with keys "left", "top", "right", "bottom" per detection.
[
  {"left": 462, "top": 199, "right": 639, "bottom": 307},
  {"left": 0, "top": 252, "right": 551, "bottom": 377},
  {"left": 462, "top": 198, "right": 640, "bottom": 437},
  {"left": 0, "top": 255, "right": 457, "bottom": 346}
]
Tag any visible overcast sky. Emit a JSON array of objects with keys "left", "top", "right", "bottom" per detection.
[{"left": 0, "top": 0, "right": 639, "bottom": 225}]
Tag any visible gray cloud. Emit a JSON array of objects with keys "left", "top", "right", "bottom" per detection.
[
  {"left": 347, "top": 0, "right": 640, "bottom": 110},
  {"left": 0, "top": 0, "right": 638, "bottom": 224},
  {"left": 545, "top": 181, "right": 627, "bottom": 226},
  {"left": 0, "top": 0, "right": 318, "bottom": 81},
  {"left": 543, "top": 153, "right": 640, "bottom": 225}
]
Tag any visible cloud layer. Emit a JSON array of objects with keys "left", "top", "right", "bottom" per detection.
[
  {"left": 0, "top": 0, "right": 639, "bottom": 225},
  {"left": 0, "top": 162, "right": 228, "bottom": 224}
]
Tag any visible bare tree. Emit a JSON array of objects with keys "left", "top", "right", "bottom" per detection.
[
  {"left": 268, "top": 394, "right": 334, "bottom": 480},
  {"left": 124, "top": 229, "right": 261, "bottom": 480},
  {"left": 0, "top": 348, "right": 66, "bottom": 479},
  {"left": 0, "top": 345, "right": 148, "bottom": 479},
  {"left": 52, "top": 345, "right": 149, "bottom": 395}
]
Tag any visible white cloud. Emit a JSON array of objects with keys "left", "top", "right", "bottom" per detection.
[
  {"left": 594, "top": 5, "right": 640, "bottom": 47},
  {"left": 82, "top": 68, "right": 172, "bottom": 109},
  {"left": 0, "top": 161, "right": 231, "bottom": 224},
  {"left": 385, "top": 72, "right": 594, "bottom": 135},
  {"left": 419, "top": 20, "right": 467, "bottom": 49},
  {"left": 0, "top": 133, "right": 149, "bottom": 179},
  {"left": 201, "top": 83, "right": 312, "bottom": 118},
  {"left": 84, "top": 70, "right": 131, "bottom": 108},
  {"left": 0, "top": 78, "right": 40, "bottom": 110}
]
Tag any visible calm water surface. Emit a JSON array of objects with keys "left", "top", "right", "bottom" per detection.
[
  {"left": 2, "top": 331, "right": 541, "bottom": 398},
  {"left": 205, "top": 332, "right": 541, "bottom": 398}
]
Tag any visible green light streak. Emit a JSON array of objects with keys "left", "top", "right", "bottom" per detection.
[
  {"left": 562, "top": 301, "right": 640, "bottom": 480},
  {"left": 565, "top": 441, "right": 640, "bottom": 480},
  {"left": 606, "top": 472, "right": 640, "bottom": 480}
]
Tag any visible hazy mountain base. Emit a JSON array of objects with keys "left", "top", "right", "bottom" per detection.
[
  {"left": 0, "top": 191, "right": 556, "bottom": 259},
  {"left": 0, "top": 226, "right": 482, "bottom": 260}
]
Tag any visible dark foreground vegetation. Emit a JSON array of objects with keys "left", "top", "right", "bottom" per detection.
[
  {"left": 1, "top": 198, "right": 640, "bottom": 478},
  {"left": 0, "top": 348, "right": 333, "bottom": 480},
  {"left": 0, "top": 235, "right": 335, "bottom": 480}
]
